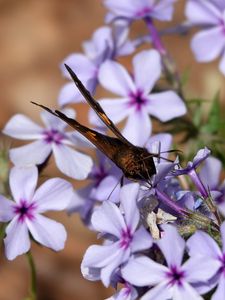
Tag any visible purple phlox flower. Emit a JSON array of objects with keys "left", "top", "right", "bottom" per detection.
[
  {"left": 145, "top": 132, "right": 172, "bottom": 161},
  {"left": 58, "top": 25, "right": 134, "bottom": 107},
  {"left": 187, "top": 221, "right": 225, "bottom": 298},
  {"left": 67, "top": 151, "right": 122, "bottom": 225},
  {"left": 185, "top": 0, "right": 225, "bottom": 76},
  {"left": 0, "top": 166, "right": 74, "bottom": 260},
  {"left": 104, "top": 0, "right": 176, "bottom": 24},
  {"left": 81, "top": 183, "right": 152, "bottom": 287},
  {"left": 199, "top": 156, "right": 225, "bottom": 216},
  {"left": 174, "top": 147, "right": 211, "bottom": 198},
  {"left": 122, "top": 224, "right": 218, "bottom": 300},
  {"left": 106, "top": 282, "right": 138, "bottom": 300},
  {"left": 2, "top": 109, "right": 93, "bottom": 180},
  {"left": 90, "top": 50, "right": 186, "bottom": 146}
]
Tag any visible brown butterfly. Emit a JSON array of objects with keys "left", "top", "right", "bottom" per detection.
[{"left": 32, "top": 64, "right": 160, "bottom": 182}]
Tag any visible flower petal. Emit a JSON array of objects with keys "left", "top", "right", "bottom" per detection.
[
  {"left": 211, "top": 275, "right": 225, "bottom": 300},
  {"left": 131, "top": 226, "right": 152, "bottom": 252},
  {"left": 191, "top": 27, "right": 225, "bottom": 62},
  {"left": 4, "top": 217, "right": 30, "bottom": 260},
  {"left": 91, "top": 201, "right": 126, "bottom": 237},
  {"left": 33, "top": 178, "right": 74, "bottom": 212},
  {"left": 52, "top": 144, "right": 93, "bottom": 180},
  {"left": 98, "top": 60, "right": 136, "bottom": 96},
  {"left": 133, "top": 50, "right": 161, "bottom": 93},
  {"left": 157, "top": 225, "right": 185, "bottom": 267},
  {"left": 0, "top": 196, "right": 14, "bottom": 222},
  {"left": 145, "top": 133, "right": 173, "bottom": 159},
  {"left": 147, "top": 91, "right": 186, "bottom": 122},
  {"left": 9, "top": 166, "right": 38, "bottom": 203},
  {"left": 187, "top": 230, "right": 221, "bottom": 258},
  {"left": 58, "top": 82, "right": 84, "bottom": 107},
  {"left": 9, "top": 140, "right": 52, "bottom": 166},
  {"left": 199, "top": 157, "right": 221, "bottom": 190},
  {"left": 220, "top": 222, "right": 225, "bottom": 253},
  {"left": 3, "top": 114, "right": 43, "bottom": 140},
  {"left": 92, "top": 175, "right": 121, "bottom": 203},
  {"left": 40, "top": 108, "right": 75, "bottom": 130},
  {"left": 141, "top": 282, "right": 172, "bottom": 300},
  {"left": 26, "top": 214, "right": 67, "bottom": 251},
  {"left": 122, "top": 110, "right": 152, "bottom": 146},
  {"left": 173, "top": 282, "right": 204, "bottom": 300},
  {"left": 122, "top": 256, "right": 167, "bottom": 286},
  {"left": 89, "top": 97, "right": 130, "bottom": 126},
  {"left": 185, "top": 0, "right": 222, "bottom": 25},
  {"left": 120, "top": 183, "right": 140, "bottom": 232}
]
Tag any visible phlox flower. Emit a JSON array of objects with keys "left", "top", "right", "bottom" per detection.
[
  {"left": 106, "top": 282, "right": 138, "bottom": 300},
  {"left": 187, "top": 222, "right": 225, "bottom": 299},
  {"left": 90, "top": 50, "right": 186, "bottom": 146},
  {"left": 122, "top": 224, "right": 218, "bottom": 300},
  {"left": 58, "top": 25, "right": 134, "bottom": 106},
  {"left": 2, "top": 109, "right": 93, "bottom": 180},
  {"left": 103, "top": 0, "right": 176, "bottom": 23},
  {"left": 81, "top": 183, "right": 152, "bottom": 287},
  {"left": 0, "top": 166, "right": 74, "bottom": 260},
  {"left": 68, "top": 150, "right": 122, "bottom": 225},
  {"left": 185, "top": 0, "right": 225, "bottom": 75}
]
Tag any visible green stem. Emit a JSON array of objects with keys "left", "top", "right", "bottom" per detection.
[{"left": 26, "top": 251, "right": 37, "bottom": 300}]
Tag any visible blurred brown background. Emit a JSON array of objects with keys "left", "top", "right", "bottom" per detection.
[{"left": 0, "top": 1, "right": 224, "bottom": 300}]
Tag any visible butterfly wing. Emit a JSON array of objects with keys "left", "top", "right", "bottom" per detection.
[{"left": 64, "top": 64, "right": 132, "bottom": 146}]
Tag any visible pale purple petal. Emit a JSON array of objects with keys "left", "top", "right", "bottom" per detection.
[
  {"left": 186, "top": 230, "right": 221, "bottom": 258},
  {"left": 4, "top": 217, "right": 31, "bottom": 260},
  {"left": 211, "top": 275, "right": 225, "bottom": 300},
  {"left": 93, "top": 175, "right": 120, "bottom": 203},
  {"left": 120, "top": 183, "right": 140, "bottom": 232},
  {"left": 122, "top": 256, "right": 167, "bottom": 286},
  {"left": 157, "top": 225, "right": 185, "bottom": 267},
  {"left": 173, "top": 282, "right": 204, "bottom": 300},
  {"left": 33, "top": 178, "right": 74, "bottom": 212},
  {"left": 191, "top": 28, "right": 225, "bottom": 62},
  {"left": 89, "top": 98, "right": 130, "bottom": 126},
  {"left": 58, "top": 82, "right": 84, "bottom": 107},
  {"left": 107, "top": 284, "right": 138, "bottom": 300},
  {"left": 147, "top": 91, "right": 186, "bottom": 122},
  {"left": 145, "top": 133, "right": 172, "bottom": 158},
  {"left": 192, "top": 147, "right": 211, "bottom": 168},
  {"left": 40, "top": 108, "right": 75, "bottom": 130},
  {"left": 52, "top": 144, "right": 93, "bottom": 180},
  {"left": 0, "top": 196, "right": 14, "bottom": 222},
  {"left": 152, "top": 0, "right": 176, "bottom": 21},
  {"left": 3, "top": 114, "right": 43, "bottom": 140},
  {"left": 91, "top": 201, "right": 126, "bottom": 237},
  {"left": 122, "top": 110, "right": 152, "bottom": 146},
  {"left": 183, "top": 256, "right": 220, "bottom": 283},
  {"left": 141, "top": 282, "right": 172, "bottom": 300},
  {"left": 103, "top": 0, "right": 144, "bottom": 19},
  {"left": 9, "top": 140, "right": 52, "bottom": 166},
  {"left": 199, "top": 157, "right": 221, "bottom": 189},
  {"left": 185, "top": 0, "right": 222, "bottom": 25},
  {"left": 98, "top": 60, "right": 136, "bottom": 96},
  {"left": 131, "top": 226, "right": 152, "bottom": 252},
  {"left": 220, "top": 222, "right": 225, "bottom": 253},
  {"left": 219, "top": 51, "right": 225, "bottom": 76},
  {"left": 61, "top": 53, "right": 97, "bottom": 80},
  {"left": 212, "top": 0, "right": 225, "bottom": 10},
  {"left": 133, "top": 50, "right": 161, "bottom": 93},
  {"left": 26, "top": 214, "right": 67, "bottom": 251},
  {"left": 82, "top": 243, "right": 121, "bottom": 268},
  {"left": 9, "top": 166, "right": 38, "bottom": 203}
]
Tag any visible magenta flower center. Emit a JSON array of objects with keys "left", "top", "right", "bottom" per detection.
[
  {"left": 166, "top": 265, "right": 185, "bottom": 286},
  {"left": 90, "top": 165, "right": 108, "bottom": 187},
  {"left": 218, "top": 253, "right": 225, "bottom": 276},
  {"left": 43, "top": 129, "right": 64, "bottom": 144},
  {"left": 128, "top": 89, "right": 147, "bottom": 111},
  {"left": 136, "top": 6, "right": 152, "bottom": 18},
  {"left": 120, "top": 227, "right": 133, "bottom": 249},
  {"left": 13, "top": 199, "right": 36, "bottom": 222}
]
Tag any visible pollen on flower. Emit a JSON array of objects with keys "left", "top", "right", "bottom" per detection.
[
  {"left": 128, "top": 89, "right": 147, "bottom": 111},
  {"left": 13, "top": 200, "right": 36, "bottom": 222},
  {"left": 43, "top": 129, "right": 64, "bottom": 144},
  {"left": 120, "top": 227, "right": 133, "bottom": 249},
  {"left": 166, "top": 265, "right": 185, "bottom": 287}
]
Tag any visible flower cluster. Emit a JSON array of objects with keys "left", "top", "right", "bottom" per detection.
[{"left": 1, "top": 0, "right": 225, "bottom": 299}]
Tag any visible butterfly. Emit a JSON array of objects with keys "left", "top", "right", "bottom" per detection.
[{"left": 32, "top": 64, "right": 166, "bottom": 182}]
